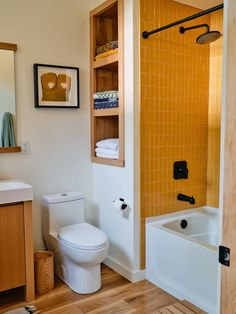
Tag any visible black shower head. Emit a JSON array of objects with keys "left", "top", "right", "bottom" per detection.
[
  {"left": 196, "top": 30, "right": 221, "bottom": 44},
  {"left": 180, "top": 24, "right": 222, "bottom": 44}
]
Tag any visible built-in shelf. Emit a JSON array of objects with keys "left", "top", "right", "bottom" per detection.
[
  {"left": 0, "top": 147, "right": 21, "bottom": 153},
  {"left": 90, "top": 0, "right": 124, "bottom": 167},
  {"left": 91, "top": 156, "right": 124, "bottom": 167},
  {"left": 93, "top": 108, "right": 119, "bottom": 116},
  {"left": 93, "top": 54, "right": 118, "bottom": 69}
]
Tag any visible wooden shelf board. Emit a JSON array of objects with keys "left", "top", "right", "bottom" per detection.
[
  {"left": 93, "top": 54, "right": 118, "bottom": 69},
  {"left": 90, "top": 0, "right": 117, "bottom": 17},
  {"left": 93, "top": 108, "right": 119, "bottom": 117},
  {"left": 0, "top": 42, "right": 17, "bottom": 51},
  {"left": 0, "top": 147, "right": 21, "bottom": 153},
  {"left": 92, "top": 156, "right": 124, "bottom": 167}
]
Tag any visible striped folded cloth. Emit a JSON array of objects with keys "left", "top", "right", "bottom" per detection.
[
  {"left": 93, "top": 91, "right": 119, "bottom": 100},
  {"left": 94, "top": 98, "right": 118, "bottom": 103},
  {"left": 96, "top": 41, "right": 118, "bottom": 56},
  {"left": 95, "top": 48, "right": 118, "bottom": 61},
  {"left": 94, "top": 98, "right": 118, "bottom": 109}
]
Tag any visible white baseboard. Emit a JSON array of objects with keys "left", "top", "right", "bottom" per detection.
[{"left": 104, "top": 255, "right": 146, "bottom": 283}]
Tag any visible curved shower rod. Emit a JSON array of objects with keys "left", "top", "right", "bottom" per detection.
[{"left": 142, "top": 3, "right": 224, "bottom": 39}]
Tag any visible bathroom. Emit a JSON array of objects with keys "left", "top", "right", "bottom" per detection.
[{"left": 0, "top": 0, "right": 235, "bottom": 313}]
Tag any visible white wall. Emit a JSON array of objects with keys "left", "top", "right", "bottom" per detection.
[
  {"left": 0, "top": 0, "right": 102, "bottom": 249},
  {"left": 0, "top": 0, "right": 141, "bottom": 276},
  {"left": 92, "top": 0, "right": 141, "bottom": 278}
]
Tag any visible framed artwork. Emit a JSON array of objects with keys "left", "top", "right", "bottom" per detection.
[{"left": 34, "top": 63, "right": 79, "bottom": 108}]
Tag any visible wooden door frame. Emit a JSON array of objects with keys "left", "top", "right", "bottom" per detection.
[{"left": 220, "top": 0, "right": 236, "bottom": 313}]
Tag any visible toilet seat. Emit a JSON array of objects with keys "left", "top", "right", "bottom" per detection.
[{"left": 58, "top": 223, "right": 108, "bottom": 250}]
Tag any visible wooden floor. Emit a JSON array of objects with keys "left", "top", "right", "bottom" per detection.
[{"left": 0, "top": 265, "right": 205, "bottom": 314}]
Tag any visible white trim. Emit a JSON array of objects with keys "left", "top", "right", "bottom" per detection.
[
  {"left": 133, "top": 0, "right": 141, "bottom": 274},
  {"left": 104, "top": 255, "right": 146, "bottom": 282}
]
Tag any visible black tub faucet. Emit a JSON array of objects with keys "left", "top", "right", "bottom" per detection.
[{"left": 177, "top": 193, "right": 195, "bottom": 205}]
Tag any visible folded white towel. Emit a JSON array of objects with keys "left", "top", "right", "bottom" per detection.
[
  {"left": 95, "top": 147, "right": 119, "bottom": 156},
  {"left": 96, "top": 153, "right": 119, "bottom": 159},
  {"left": 96, "top": 138, "right": 119, "bottom": 150}
]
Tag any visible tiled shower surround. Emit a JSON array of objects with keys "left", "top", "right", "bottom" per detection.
[{"left": 140, "top": 0, "right": 222, "bottom": 268}]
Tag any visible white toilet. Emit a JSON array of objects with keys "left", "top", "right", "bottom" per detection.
[{"left": 42, "top": 191, "right": 109, "bottom": 294}]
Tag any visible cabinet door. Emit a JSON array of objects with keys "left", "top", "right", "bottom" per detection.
[{"left": 0, "top": 204, "right": 25, "bottom": 291}]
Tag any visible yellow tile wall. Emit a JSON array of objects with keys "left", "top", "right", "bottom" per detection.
[
  {"left": 206, "top": 11, "right": 223, "bottom": 208},
  {"left": 140, "top": 0, "right": 211, "bottom": 268}
]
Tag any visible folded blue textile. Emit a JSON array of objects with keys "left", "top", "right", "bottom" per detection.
[
  {"left": 94, "top": 98, "right": 110, "bottom": 102},
  {"left": 94, "top": 99, "right": 119, "bottom": 109},
  {"left": 93, "top": 91, "right": 119, "bottom": 100}
]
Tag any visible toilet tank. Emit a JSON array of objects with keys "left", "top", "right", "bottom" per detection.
[{"left": 42, "top": 192, "right": 85, "bottom": 236}]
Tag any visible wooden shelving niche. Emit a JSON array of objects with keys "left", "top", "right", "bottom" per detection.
[{"left": 90, "top": 0, "right": 124, "bottom": 167}]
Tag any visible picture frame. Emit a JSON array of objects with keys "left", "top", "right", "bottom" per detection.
[{"left": 33, "top": 63, "right": 79, "bottom": 108}]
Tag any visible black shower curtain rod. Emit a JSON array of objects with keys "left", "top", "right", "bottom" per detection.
[{"left": 142, "top": 3, "right": 224, "bottom": 39}]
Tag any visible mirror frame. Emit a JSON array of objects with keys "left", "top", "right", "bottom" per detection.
[{"left": 0, "top": 42, "right": 21, "bottom": 153}]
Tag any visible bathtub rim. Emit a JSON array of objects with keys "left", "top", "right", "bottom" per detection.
[{"left": 146, "top": 206, "right": 219, "bottom": 251}]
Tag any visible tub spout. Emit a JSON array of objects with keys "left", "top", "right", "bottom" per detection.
[{"left": 177, "top": 193, "right": 195, "bottom": 205}]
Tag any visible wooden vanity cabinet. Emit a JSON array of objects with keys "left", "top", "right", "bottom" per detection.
[{"left": 0, "top": 201, "right": 35, "bottom": 301}]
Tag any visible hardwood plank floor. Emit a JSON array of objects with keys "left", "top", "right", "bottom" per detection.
[{"left": 0, "top": 265, "right": 205, "bottom": 314}]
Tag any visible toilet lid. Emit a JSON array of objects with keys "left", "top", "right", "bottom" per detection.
[{"left": 58, "top": 223, "right": 109, "bottom": 250}]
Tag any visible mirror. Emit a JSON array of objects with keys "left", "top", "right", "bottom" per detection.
[{"left": 0, "top": 42, "right": 20, "bottom": 153}]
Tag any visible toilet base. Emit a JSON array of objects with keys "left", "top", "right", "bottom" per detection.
[
  {"left": 48, "top": 232, "right": 108, "bottom": 295},
  {"left": 59, "top": 260, "right": 101, "bottom": 294}
]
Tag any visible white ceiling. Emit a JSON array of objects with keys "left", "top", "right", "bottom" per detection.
[{"left": 173, "top": 0, "right": 223, "bottom": 10}]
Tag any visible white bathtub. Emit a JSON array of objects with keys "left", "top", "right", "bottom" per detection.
[{"left": 146, "top": 206, "right": 219, "bottom": 314}]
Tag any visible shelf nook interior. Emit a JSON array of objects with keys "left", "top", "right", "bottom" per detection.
[{"left": 90, "top": 0, "right": 124, "bottom": 167}]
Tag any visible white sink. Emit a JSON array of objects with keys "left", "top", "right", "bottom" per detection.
[{"left": 0, "top": 179, "right": 33, "bottom": 204}]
